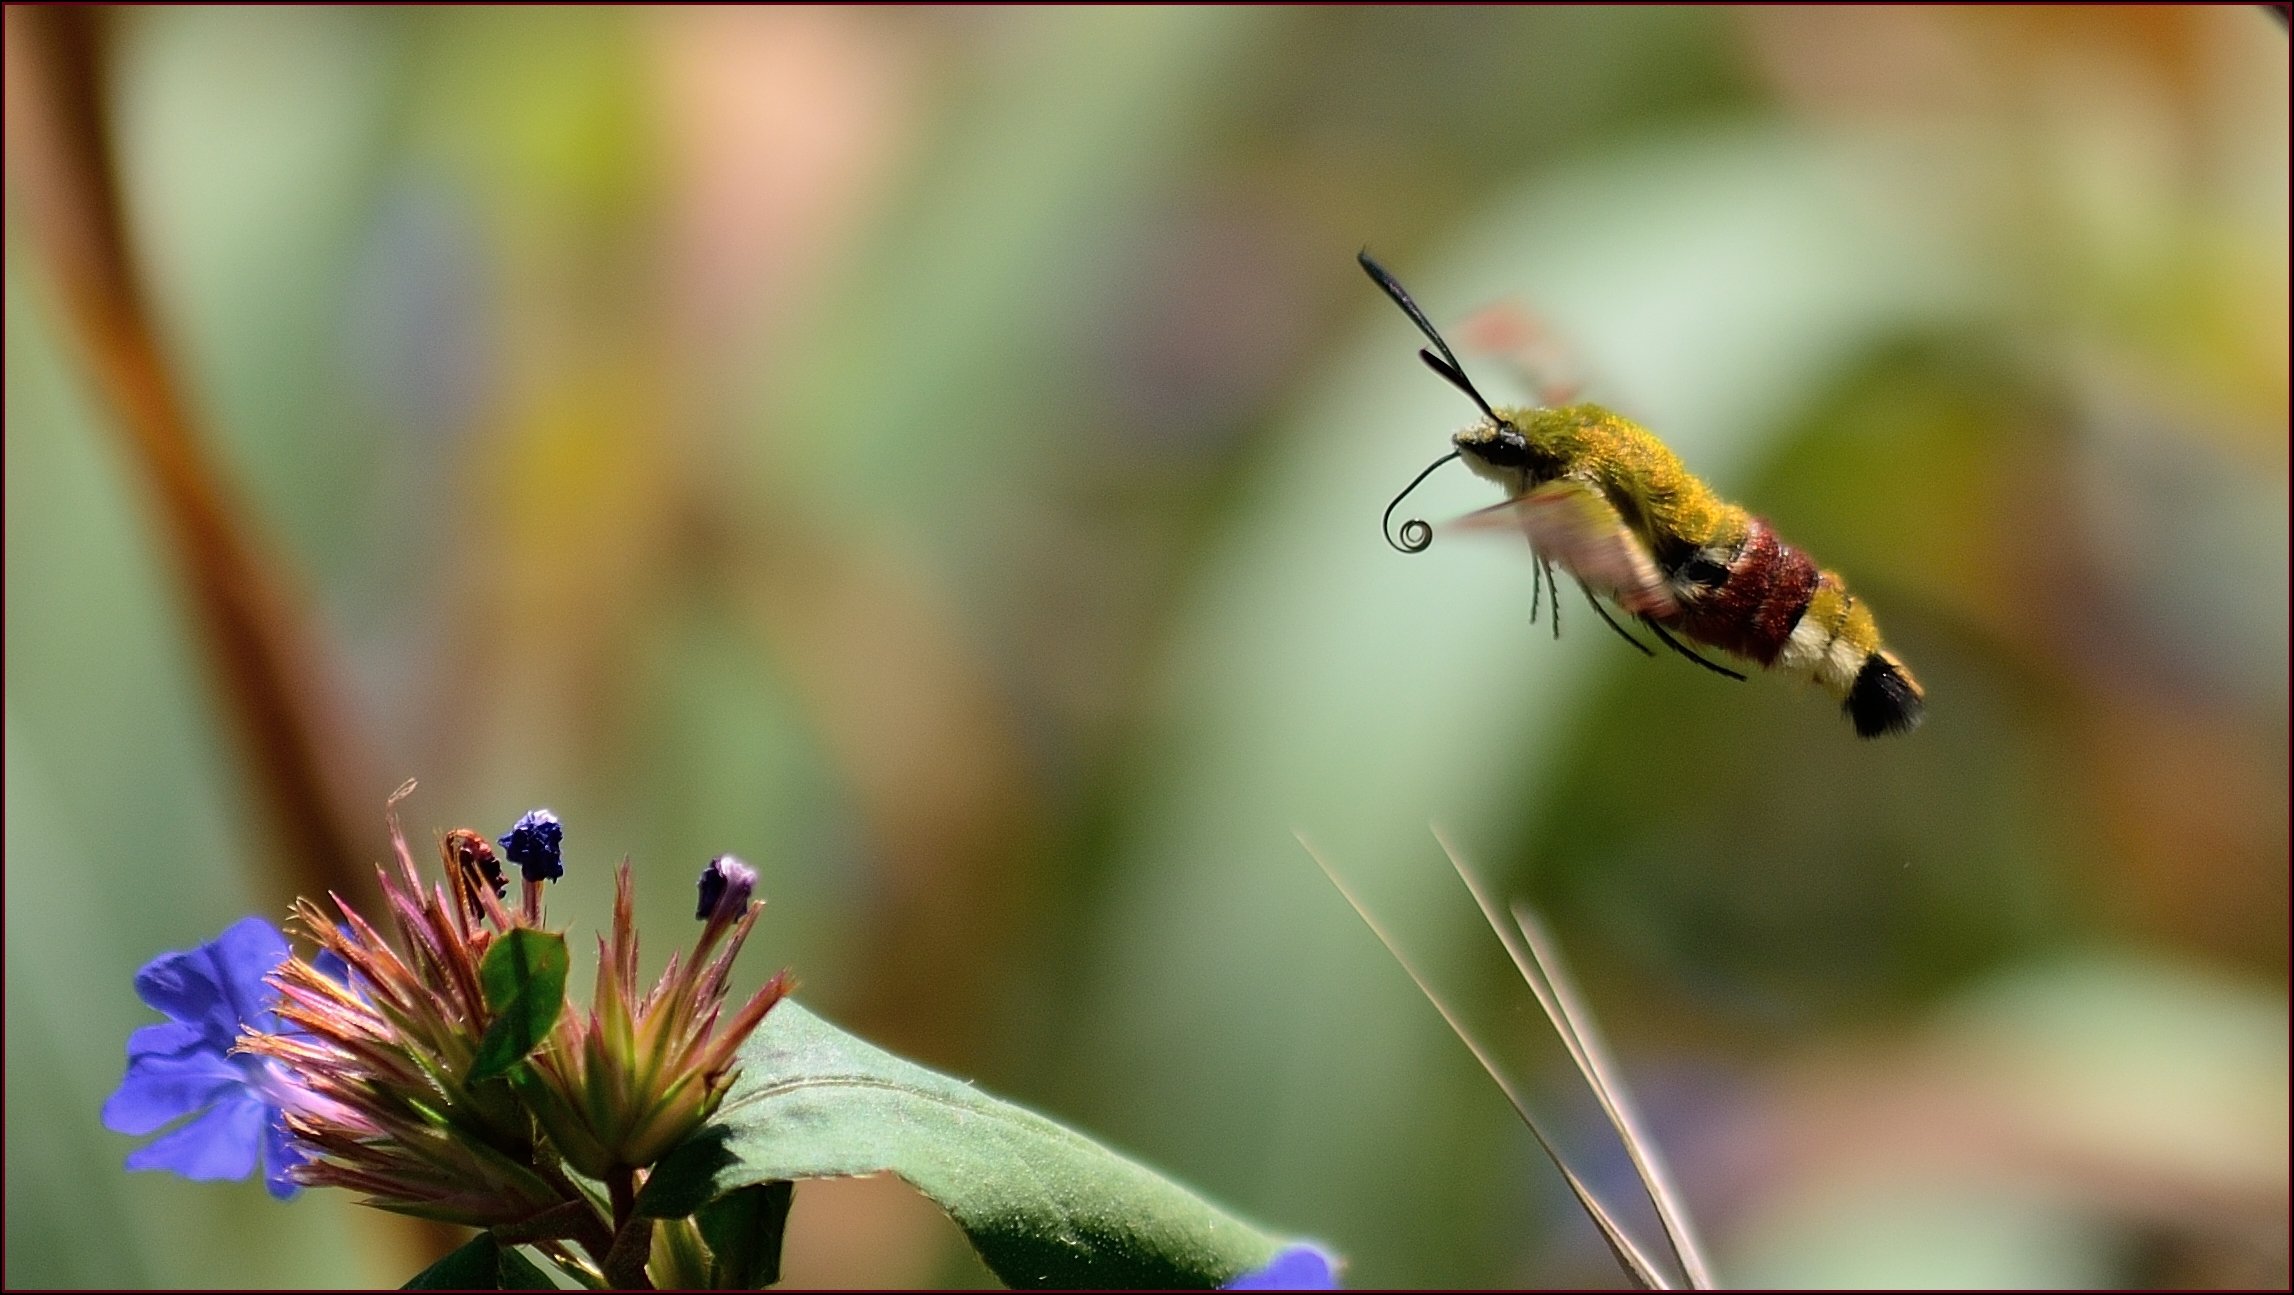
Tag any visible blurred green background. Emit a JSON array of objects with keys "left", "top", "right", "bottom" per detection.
[{"left": 6, "top": 7, "right": 2285, "bottom": 1289}]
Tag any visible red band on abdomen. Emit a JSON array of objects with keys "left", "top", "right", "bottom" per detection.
[{"left": 1678, "top": 520, "right": 1819, "bottom": 666}]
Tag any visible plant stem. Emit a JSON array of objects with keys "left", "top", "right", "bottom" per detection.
[
  {"left": 526, "top": 1158, "right": 617, "bottom": 1260},
  {"left": 607, "top": 1165, "right": 637, "bottom": 1232},
  {"left": 601, "top": 1165, "right": 654, "bottom": 1289}
]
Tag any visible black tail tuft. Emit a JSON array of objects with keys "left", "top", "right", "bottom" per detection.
[{"left": 1845, "top": 652, "right": 1924, "bottom": 738}]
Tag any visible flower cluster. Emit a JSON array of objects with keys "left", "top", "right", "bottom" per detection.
[
  {"left": 104, "top": 788, "right": 791, "bottom": 1285},
  {"left": 510, "top": 855, "right": 786, "bottom": 1180}
]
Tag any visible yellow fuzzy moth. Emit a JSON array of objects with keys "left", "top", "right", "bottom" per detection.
[{"left": 1364, "top": 252, "right": 1923, "bottom": 737}]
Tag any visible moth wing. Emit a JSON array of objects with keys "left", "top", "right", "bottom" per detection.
[
  {"left": 1456, "top": 301, "right": 1584, "bottom": 406},
  {"left": 1451, "top": 481, "right": 1679, "bottom": 619}
]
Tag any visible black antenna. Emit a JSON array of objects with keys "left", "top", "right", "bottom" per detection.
[{"left": 1358, "top": 251, "right": 1510, "bottom": 428}]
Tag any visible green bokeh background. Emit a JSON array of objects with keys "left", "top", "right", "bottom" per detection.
[{"left": 7, "top": 7, "right": 2285, "bottom": 1288}]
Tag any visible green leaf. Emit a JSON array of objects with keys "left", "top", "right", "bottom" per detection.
[
  {"left": 402, "top": 1234, "right": 557, "bottom": 1290},
  {"left": 697, "top": 1181, "right": 794, "bottom": 1289},
  {"left": 639, "top": 1001, "right": 1290, "bottom": 1290},
  {"left": 470, "top": 928, "right": 570, "bottom": 1083},
  {"left": 651, "top": 1216, "right": 715, "bottom": 1291},
  {"left": 492, "top": 1245, "right": 557, "bottom": 1290}
]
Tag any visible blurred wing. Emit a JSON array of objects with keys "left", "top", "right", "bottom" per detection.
[
  {"left": 1457, "top": 301, "right": 1584, "bottom": 406},
  {"left": 1451, "top": 481, "right": 1678, "bottom": 619}
]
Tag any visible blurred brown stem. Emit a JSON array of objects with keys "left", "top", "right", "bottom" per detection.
[
  {"left": 2, "top": 6, "right": 463, "bottom": 1272},
  {"left": 3, "top": 6, "right": 380, "bottom": 911},
  {"left": 717, "top": 512, "right": 1044, "bottom": 1071}
]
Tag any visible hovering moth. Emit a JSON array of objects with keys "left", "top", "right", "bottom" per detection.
[{"left": 1363, "top": 252, "right": 1923, "bottom": 737}]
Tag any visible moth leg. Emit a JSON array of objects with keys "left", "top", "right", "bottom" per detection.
[
  {"left": 1575, "top": 578, "right": 1653, "bottom": 658},
  {"left": 1529, "top": 552, "right": 1543, "bottom": 626},
  {"left": 1543, "top": 557, "right": 1562, "bottom": 640},
  {"left": 1642, "top": 617, "right": 1746, "bottom": 681}
]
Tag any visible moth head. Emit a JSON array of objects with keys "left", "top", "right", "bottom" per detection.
[
  {"left": 1361, "top": 250, "right": 1551, "bottom": 552},
  {"left": 1452, "top": 418, "right": 1534, "bottom": 476}
]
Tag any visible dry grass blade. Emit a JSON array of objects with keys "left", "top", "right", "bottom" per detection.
[
  {"left": 1298, "top": 832, "right": 1677, "bottom": 1290},
  {"left": 1430, "top": 828, "right": 1715, "bottom": 1289}
]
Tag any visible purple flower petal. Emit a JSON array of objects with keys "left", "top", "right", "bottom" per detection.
[
  {"left": 122, "top": 1090, "right": 268, "bottom": 1182},
  {"left": 106, "top": 917, "right": 306, "bottom": 1198},
  {"left": 120, "top": 1019, "right": 214, "bottom": 1069},
  {"left": 1226, "top": 1244, "right": 1341, "bottom": 1290},
  {"left": 131, "top": 915, "right": 288, "bottom": 1041},
  {"left": 101, "top": 1027, "right": 243, "bottom": 1134},
  {"left": 261, "top": 1107, "right": 307, "bottom": 1199},
  {"left": 312, "top": 945, "right": 351, "bottom": 986}
]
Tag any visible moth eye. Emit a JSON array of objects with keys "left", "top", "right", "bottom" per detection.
[{"left": 1458, "top": 426, "right": 1532, "bottom": 467}]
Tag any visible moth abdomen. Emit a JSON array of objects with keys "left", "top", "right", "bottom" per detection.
[
  {"left": 1846, "top": 651, "right": 1924, "bottom": 737},
  {"left": 1674, "top": 520, "right": 1819, "bottom": 668}
]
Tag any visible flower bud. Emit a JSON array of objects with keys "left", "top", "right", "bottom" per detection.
[
  {"left": 695, "top": 855, "right": 757, "bottom": 922},
  {"left": 498, "top": 810, "right": 564, "bottom": 883}
]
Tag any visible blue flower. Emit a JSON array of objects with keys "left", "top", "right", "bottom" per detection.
[
  {"left": 101, "top": 916, "right": 309, "bottom": 1199},
  {"left": 498, "top": 809, "right": 564, "bottom": 883},
  {"left": 1225, "top": 1244, "right": 1341, "bottom": 1290}
]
